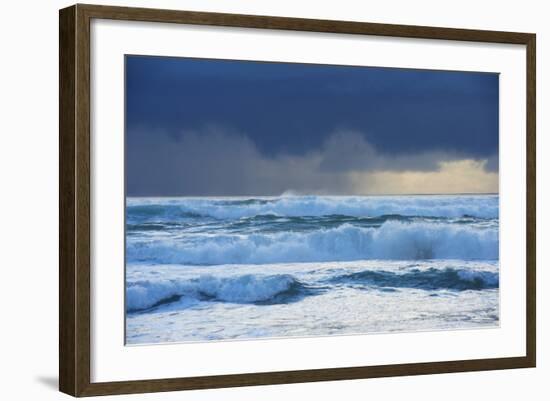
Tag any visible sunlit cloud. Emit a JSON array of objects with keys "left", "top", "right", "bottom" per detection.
[{"left": 349, "top": 160, "right": 498, "bottom": 195}]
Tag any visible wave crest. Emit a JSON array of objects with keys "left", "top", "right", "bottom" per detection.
[
  {"left": 127, "top": 195, "right": 498, "bottom": 220},
  {"left": 126, "top": 266, "right": 498, "bottom": 313},
  {"left": 126, "top": 274, "right": 309, "bottom": 312},
  {"left": 332, "top": 268, "right": 498, "bottom": 291},
  {"left": 127, "top": 221, "right": 498, "bottom": 265}
]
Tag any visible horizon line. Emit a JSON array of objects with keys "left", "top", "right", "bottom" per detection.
[{"left": 126, "top": 192, "right": 499, "bottom": 198}]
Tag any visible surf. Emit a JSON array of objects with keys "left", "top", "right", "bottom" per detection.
[
  {"left": 126, "top": 264, "right": 498, "bottom": 314},
  {"left": 127, "top": 220, "right": 499, "bottom": 265},
  {"left": 127, "top": 194, "right": 499, "bottom": 220},
  {"left": 126, "top": 274, "right": 314, "bottom": 312}
]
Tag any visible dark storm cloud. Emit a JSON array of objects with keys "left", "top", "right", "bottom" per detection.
[
  {"left": 126, "top": 128, "right": 497, "bottom": 196},
  {"left": 318, "top": 131, "right": 456, "bottom": 173},
  {"left": 125, "top": 56, "right": 499, "bottom": 196},
  {"left": 126, "top": 127, "right": 351, "bottom": 196}
]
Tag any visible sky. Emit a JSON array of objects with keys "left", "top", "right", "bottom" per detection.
[{"left": 126, "top": 55, "right": 499, "bottom": 196}]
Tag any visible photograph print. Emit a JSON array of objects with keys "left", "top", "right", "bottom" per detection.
[{"left": 125, "top": 56, "right": 499, "bottom": 345}]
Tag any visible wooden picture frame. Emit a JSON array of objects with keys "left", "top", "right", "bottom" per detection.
[{"left": 59, "top": 3, "right": 536, "bottom": 397}]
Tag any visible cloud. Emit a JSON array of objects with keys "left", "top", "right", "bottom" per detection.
[
  {"left": 484, "top": 153, "right": 499, "bottom": 173},
  {"left": 349, "top": 160, "right": 498, "bottom": 195},
  {"left": 126, "top": 128, "right": 498, "bottom": 196},
  {"left": 319, "top": 131, "right": 457, "bottom": 172}
]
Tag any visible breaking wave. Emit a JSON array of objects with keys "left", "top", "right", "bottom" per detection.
[
  {"left": 331, "top": 267, "right": 498, "bottom": 291},
  {"left": 126, "top": 267, "right": 498, "bottom": 313},
  {"left": 127, "top": 221, "right": 498, "bottom": 265},
  {"left": 127, "top": 195, "right": 498, "bottom": 220},
  {"left": 126, "top": 274, "right": 312, "bottom": 312}
]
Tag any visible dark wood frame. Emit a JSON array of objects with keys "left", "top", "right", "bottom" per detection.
[{"left": 59, "top": 3, "right": 536, "bottom": 397}]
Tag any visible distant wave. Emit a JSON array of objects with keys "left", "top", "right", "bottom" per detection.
[
  {"left": 127, "top": 221, "right": 498, "bottom": 265},
  {"left": 126, "top": 274, "right": 312, "bottom": 312},
  {"left": 127, "top": 195, "right": 499, "bottom": 220},
  {"left": 125, "top": 213, "right": 493, "bottom": 235}
]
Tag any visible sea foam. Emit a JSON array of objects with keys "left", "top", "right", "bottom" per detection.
[
  {"left": 126, "top": 265, "right": 498, "bottom": 313},
  {"left": 126, "top": 274, "right": 304, "bottom": 311},
  {"left": 127, "top": 194, "right": 499, "bottom": 220},
  {"left": 127, "top": 221, "right": 498, "bottom": 265}
]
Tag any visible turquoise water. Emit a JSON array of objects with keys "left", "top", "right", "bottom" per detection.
[{"left": 125, "top": 195, "right": 499, "bottom": 344}]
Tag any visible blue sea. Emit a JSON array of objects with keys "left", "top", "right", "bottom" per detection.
[{"left": 125, "top": 195, "right": 499, "bottom": 344}]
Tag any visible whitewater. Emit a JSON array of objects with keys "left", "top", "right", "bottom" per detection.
[{"left": 125, "top": 194, "right": 499, "bottom": 344}]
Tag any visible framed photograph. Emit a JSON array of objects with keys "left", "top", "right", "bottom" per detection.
[{"left": 59, "top": 4, "right": 536, "bottom": 397}]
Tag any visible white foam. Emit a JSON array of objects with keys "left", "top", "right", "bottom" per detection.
[
  {"left": 127, "top": 221, "right": 498, "bottom": 265},
  {"left": 127, "top": 195, "right": 499, "bottom": 219},
  {"left": 126, "top": 274, "right": 299, "bottom": 311}
]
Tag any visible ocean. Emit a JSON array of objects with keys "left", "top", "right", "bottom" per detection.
[{"left": 125, "top": 195, "right": 499, "bottom": 344}]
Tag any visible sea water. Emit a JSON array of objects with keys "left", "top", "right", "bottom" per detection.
[{"left": 125, "top": 195, "right": 499, "bottom": 344}]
